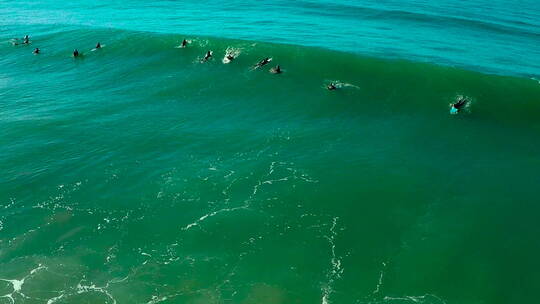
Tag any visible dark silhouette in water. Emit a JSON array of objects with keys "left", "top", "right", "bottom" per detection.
[
  {"left": 327, "top": 83, "right": 337, "bottom": 90},
  {"left": 270, "top": 65, "right": 282, "bottom": 74},
  {"left": 202, "top": 50, "right": 213, "bottom": 62},
  {"left": 23, "top": 35, "right": 30, "bottom": 44},
  {"left": 95, "top": 42, "right": 101, "bottom": 49},
  {"left": 255, "top": 57, "right": 271, "bottom": 68},
  {"left": 33, "top": 48, "right": 40, "bottom": 54},
  {"left": 451, "top": 96, "right": 470, "bottom": 114},
  {"left": 181, "top": 39, "right": 188, "bottom": 48},
  {"left": 73, "top": 49, "right": 80, "bottom": 57}
]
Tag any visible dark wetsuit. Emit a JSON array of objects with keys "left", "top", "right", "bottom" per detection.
[
  {"left": 256, "top": 58, "right": 271, "bottom": 68},
  {"left": 271, "top": 65, "right": 281, "bottom": 74}
]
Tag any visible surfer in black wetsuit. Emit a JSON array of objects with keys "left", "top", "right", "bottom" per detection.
[
  {"left": 255, "top": 57, "right": 271, "bottom": 68},
  {"left": 226, "top": 54, "right": 235, "bottom": 61},
  {"left": 33, "top": 48, "right": 40, "bottom": 54},
  {"left": 23, "top": 35, "right": 30, "bottom": 44},
  {"left": 95, "top": 42, "right": 101, "bottom": 49},
  {"left": 327, "top": 83, "right": 337, "bottom": 90},
  {"left": 202, "top": 50, "right": 212, "bottom": 62},
  {"left": 73, "top": 49, "right": 80, "bottom": 57},
  {"left": 270, "top": 65, "right": 281, "bottom": 74},
  {"left": 181, "top": 39, "right": 188, "bottom": 48},
  {"left": 451, "top": 96, "right": 469, "bottom": 113}
]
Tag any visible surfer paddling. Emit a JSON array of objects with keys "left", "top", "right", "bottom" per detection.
[
  {"left": 450, "top": 96, "right": 469, "bottom": 114},
  {"left": 33, "top": 48, "right": 40, "bottom": 54},
  {"left": 201, "top": 50, "right": 213, "bottom": 62},
  {"left": 327, "top": 83, "right": 337, "bottom": 91},
  {"left": 254, "top": 57, "right": 271, "bottom": 69},
  {"left": 73, "top": 49, "right": 80, "bottom": 57}
]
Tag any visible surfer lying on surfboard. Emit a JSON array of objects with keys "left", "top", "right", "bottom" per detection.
[
  {"left": 450, "top": 96, "right": 470, "bottom": 114},
  {"left": 254, "top": 57, "right": 272, "bottom": 69}
]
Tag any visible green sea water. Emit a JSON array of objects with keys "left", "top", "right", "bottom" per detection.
[{"left": 1, "top": 13, "right": 540, "bottom": 304}]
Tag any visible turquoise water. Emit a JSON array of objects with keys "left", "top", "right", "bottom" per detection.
[{"left": 1, "top": 1, "right": 540, "bottom": 304}]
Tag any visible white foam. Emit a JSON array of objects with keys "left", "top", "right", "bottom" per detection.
[
  {"left": 383, "top": 294, "right": 447, "bottom": 304},
  {"left": 321, "top": 217, "right": 343, "bottom": 304},
  {"left": 0, "top": 264, "right": 46, "bottom": 302},
  {"left": 182, "top": 206, "right": 247, "bottom": 231},
  {"left": 373, "top": 262, "right": 387, "bottom": 295}
]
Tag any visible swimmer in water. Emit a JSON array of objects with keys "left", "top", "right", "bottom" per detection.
[
  {"left": 33, "top": 48, "right": 40, "bottom": 54},
  {"left": 181, "top": 39, "right": 188, "bottom": 48},
  {"left": 73, "top": 49, "right": 80, "bottom": 57},
  {"left": 202, "top": 50, "right": 213, "bottom": 62},
  {"left": 327, "top": 83, "right": 337, "bottom": 91},
  {"left": 95, "top": 42, "right": 101, "bottom": 49},
  {"left": 450, "top": 96, "right": 469, "bottom": 114},
  {"left": 270, "top": 65, "right": 281, "bottom": 74},
  {"left": 254, "top": 57, "right": 271, "bottom": 68},
  {"left": 23, "top": 35, "right": 30, "bottom": 44}
]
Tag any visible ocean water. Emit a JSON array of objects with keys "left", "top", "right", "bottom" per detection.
[{"left": 1, "top": 1, "right": 540, "bottom": 303}]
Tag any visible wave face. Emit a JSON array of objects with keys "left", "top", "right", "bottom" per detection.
[
  {"left": 1, "top": 0, "right": 539, "bottom": 77},
  {"left": 1, "top": 26, "right": 540, "bottom": 304}
]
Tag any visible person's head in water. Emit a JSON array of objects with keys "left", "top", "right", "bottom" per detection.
[
  {"left": 33, "top": 48, "right": 40, "bottom": 54},
  {"left": 327, "top": 83, "right": 337, "bottom": 90},
  {"left": 73, "top": 49, "right": 79, "bottom": 57},
  {"left": 271, "top": 65, "right": 281, "bottom": 74},
  {"left": 96, "top": 42, "right": 101, "bottom": 49}
]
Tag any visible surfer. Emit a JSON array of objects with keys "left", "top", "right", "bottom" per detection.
[
  {"left": 73, "top": 49, "right": 80, "bottom": 57},
  {"left": 33, "top": 48, "right": 40, "bottom": 54},
  {"left": 202, "top": 50, "right": 212, "bottom": 62},
  {"left": 254, "top": 57, "right": 271, "bottom": 68},
  {"left": 327, "top": 83, "right": 337, "bottom": 91},
  {"left": 181, "top": 39, "right": 188, "bottom": 48},
  {"left": 270, "top": 65, "right": 282, "bottom": 74},
  {"left": 450, "top": 96, "right": 469, "bottom": 114},
  {"left": 23, "top": 35, "right": 30, "bottom": 44},
  {"left": 226, "top": 54, "right": 235, "bottom": 61},
  {"left": 95, "top": 42, "right": 101, "bottom": 49}
]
